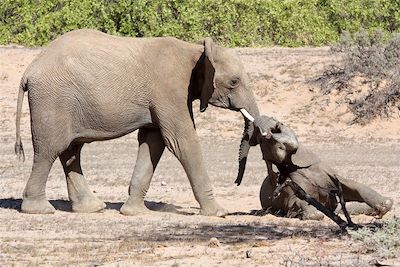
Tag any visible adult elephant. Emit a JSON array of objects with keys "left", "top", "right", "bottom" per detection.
[{"left": 15, "top": 29, "right": 259, "bottom": 216}]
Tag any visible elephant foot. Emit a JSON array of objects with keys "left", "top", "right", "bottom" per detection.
[
  {"left": 199, "top": 201, "right": 227, "bottom": 217},
  {"left": 71, "top": 197, "right": 106, "bottom": 213},
  {"left": 120, "top": 201, "right": 151, "bottom": 216},
  {"left": 21, "top": 198, "right": 55, "bottom": 214},
  {"left": 375, "top": 198, "right": 393, "bottom": 218}
]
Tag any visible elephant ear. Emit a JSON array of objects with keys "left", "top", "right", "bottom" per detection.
[
  {"left": 290, "top": 144, "right": 320, "bottom": 168},
  {"left": 200, "top": 37, "right": 216, "bottom": 112}
]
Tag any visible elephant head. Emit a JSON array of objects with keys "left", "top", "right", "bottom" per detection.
[
  {"left": 252, "top": 116, "right": 321, "bottom": 168},
  {"left": 192, "top": 39, "right": 259, "bottom": 181},
  {"left": 196, "top": 38, "right": 259, "bottom": 116},
  {"left": 235, "top": 115, "right": 299, "bottom": 185},
  {"left": 255, "top": 116, "right": 299, "bottom": 164}
]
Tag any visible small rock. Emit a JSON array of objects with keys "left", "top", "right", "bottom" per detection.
[
  {"left": 161, "top": 181, "right": 167, "bottom": 186},
  {"left": 208, "top": 237, "right": 221, "bottom": 248},
  {"left": 246, "top": 249, "right": 252, "bottom": 258},
  {"left": 0, "top": 72, "right": 8, "bottom": 80},
  {"left": 369, "top": 259, "right": 392, "bottom": 266}
]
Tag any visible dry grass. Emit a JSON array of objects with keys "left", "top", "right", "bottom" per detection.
[{"left": 349, "top": 217, "right": 400, "bottom": 259}]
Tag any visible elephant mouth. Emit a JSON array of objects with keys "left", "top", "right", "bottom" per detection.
[
  {"left": 209, "top": 96, "right": 243, "bottom": 112},
  {"left": 220, "top": 96, "right": 241, "bottom": 111},
  {"left": 227, "top": 97, "right": 242, "bottom": 111},
  {"left": 209, "top": 97, "right": 230, "bottom": 109}
]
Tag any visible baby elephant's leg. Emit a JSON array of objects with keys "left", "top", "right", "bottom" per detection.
[
  {"left": 340, "top": 177, "right": 393, "bottom": 218},
  {"left": 287, "top": 180, "right": 348, "bottom": 229},
  {"left": 259, "top": 175, "right": 276, "bottom": 210},
  {"left": 300, "top": 202, "right": 324, "bottom": 221},
  {"left": 336, "top": 202, "right": 376, "bottom": 216},
  {"left": 260, "top": 176, "right": 292, "bottom": 216},
  {"left": 257, "top": 176, "right": 274, "bottom": 216}
]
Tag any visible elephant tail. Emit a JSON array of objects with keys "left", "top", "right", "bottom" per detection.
[{"left": 15, "top": 76, "right": 27, "bottom": 162}]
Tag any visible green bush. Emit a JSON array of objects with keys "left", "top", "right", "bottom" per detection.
[
  {"left": 0, "top": 0, "right": 116, "bottom": 45},
  {"left": 1, "top": 0, "right": 400, "bottom": 47}
]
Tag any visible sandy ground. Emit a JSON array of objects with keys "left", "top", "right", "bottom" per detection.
[{"left": 0, "top": 45, "right": 399, "bottom": 266}]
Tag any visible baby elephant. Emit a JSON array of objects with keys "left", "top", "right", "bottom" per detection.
[{"left": 236, "top": 115, "right": 393, "bottom": 229}]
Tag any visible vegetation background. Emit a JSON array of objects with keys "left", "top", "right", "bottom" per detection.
[{"left": 1, "top": 0, "right": 400, "bottom": 47}]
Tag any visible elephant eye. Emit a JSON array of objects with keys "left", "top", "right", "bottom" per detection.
[{"left": 228, "top": 78, "right": 240, "bottom": 88}]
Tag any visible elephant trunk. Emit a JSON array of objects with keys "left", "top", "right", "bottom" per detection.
[
  {"left": 235, "top": 105, "right": 259, "bottom": 186},
  {"left": 235, "top": 118, "right": 253, "bottom": 185}
]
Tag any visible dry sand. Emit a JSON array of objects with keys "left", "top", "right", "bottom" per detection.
[{"left": 0, "top": 45, "right": 399, "bottom": 266}]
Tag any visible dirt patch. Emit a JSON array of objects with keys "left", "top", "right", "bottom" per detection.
[{"left": 0, "top": 45, "right": 398, "bottom": 266}]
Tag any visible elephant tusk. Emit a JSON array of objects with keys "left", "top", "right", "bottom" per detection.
[{"left": 240, "top": 108, "right": 255, "bottom": 122}]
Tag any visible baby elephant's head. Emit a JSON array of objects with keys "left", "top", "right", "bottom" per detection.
[
  {"left": 253, "top": 116, "right": 299, "bottom": 165},
  {"left": 236, "top": 115, "right": 300, "bottom": 185},
  {"left": 236, "top": 114, "right": 319, "bottom": 185}
]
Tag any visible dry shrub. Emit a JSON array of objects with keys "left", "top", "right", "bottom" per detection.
[
  {"left": 349, "top": 217, "right": 400, "bottom": 259},
  {"left": 316, "top": 30, "right": 400, "bottom": 124}
]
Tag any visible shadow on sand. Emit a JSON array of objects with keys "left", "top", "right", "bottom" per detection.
[
  {"left": 1, "top": 198, "right": 383, "bottom": 243},
  {"left": 0, "top": 198, "right": 193, "bottom": 215}
]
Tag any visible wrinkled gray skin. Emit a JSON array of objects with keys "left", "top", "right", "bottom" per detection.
[
  {"left": 15, "top": 29, "right": 259, "bottom": 215},
  {"left": 260, "top": 174, "right": 393, "bottom": 220},
  {"left": 242, "top": 116, "right": 393, "bottom": 220}
]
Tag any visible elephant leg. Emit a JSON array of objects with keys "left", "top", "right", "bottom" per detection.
[
  {"left": 300, "top": 203, "right": 324, "bottom": 221},
  {"left": 336, "top": 202, "right": 376, "bottom": 215},
  {"left": 259, "top": 175, "right": 275, "bottom": 210},
  {"left": 59, "top": 143, "right": 106, "bottom": 213},
  {"left": 331, "top": 176, "right": 357, "bottom": 229},
  {"left": 120, "top": 128, "right": 165, "bottom": 216},
  {"left": 160, "top": 126, "right": 226, "bottom": 216},
  {"left": 340, "top": 177, "right": 393, "bottom": 218},
  {"left": 21, "top": 153, "right": 57, "bottom": 214},
  {"left": 287, "top": 179, "right": 348, "bottom": 229},
  {"left": 287, "top": 180, "right": 324, "bottom": 220}
]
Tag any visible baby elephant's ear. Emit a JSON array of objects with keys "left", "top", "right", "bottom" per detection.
[{"left": 291, "top": 145, "right": 320, "bottom": 168}]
